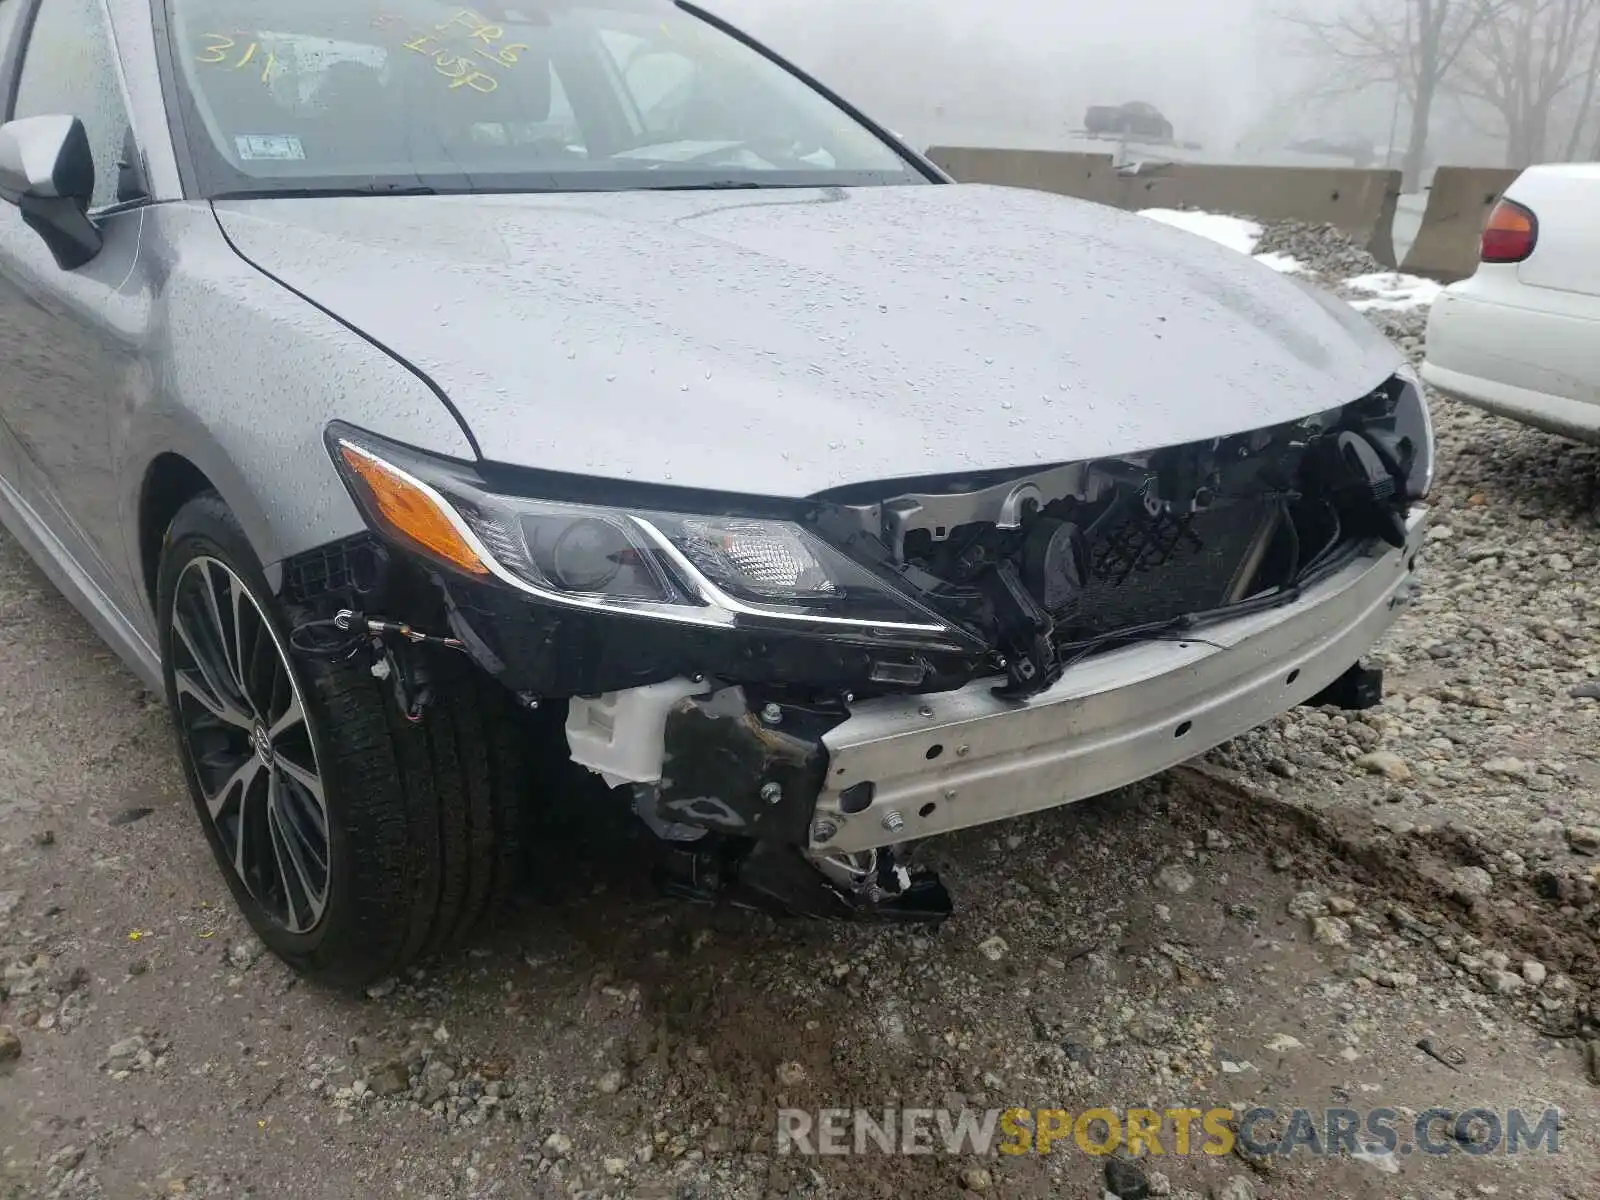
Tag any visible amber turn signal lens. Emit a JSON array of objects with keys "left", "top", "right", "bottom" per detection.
[
  {"left": 1480, "top": 198, "right": 1537, "bottom": 264},
  {"left": 338, "top": 443, "right": 489, "bottom": 576}
]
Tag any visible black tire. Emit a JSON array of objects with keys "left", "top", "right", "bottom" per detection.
[{"left": 157, "top": 492, "right": 527, "bottom": 987}]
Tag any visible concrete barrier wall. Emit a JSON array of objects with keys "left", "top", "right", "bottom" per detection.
[
  {"left": 1115, "top": 165, "right": 1401, "bottom": 267},
  {"left": 928, "top": 147, "right": 1403, "bottom": 266},
  {"left": 1399, "top": 167, "right": 1523, "bottom": 281},
  {"left": 926, "top": 147, "right": 1121, "bottom": 206}
]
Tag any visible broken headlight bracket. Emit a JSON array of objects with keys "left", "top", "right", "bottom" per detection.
[
  {"left": 1307, "top": 431, "right": 1408, "bottom": 548},
  {"left": 978, "top": 559, "right": 1062, "bottom": 699}
]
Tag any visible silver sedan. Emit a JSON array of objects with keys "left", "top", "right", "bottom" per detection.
[{"left": 0, "top": 0, "right": 1430, "bottom": 984}]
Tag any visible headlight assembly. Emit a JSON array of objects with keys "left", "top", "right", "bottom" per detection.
[{"left": 327, "top": 425, "right": 964, "bottom": 649}]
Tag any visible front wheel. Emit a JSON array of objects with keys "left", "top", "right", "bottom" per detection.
[{"left": 158, "top": 493, "right": 528, "bottom": 987}]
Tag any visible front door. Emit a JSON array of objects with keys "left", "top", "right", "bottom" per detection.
[{"left": 0, "top": 0, "right": 154, "bottom": 618}]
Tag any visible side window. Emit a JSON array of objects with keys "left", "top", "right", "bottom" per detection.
[{"left": 10, "top": 0, "right": 134, "bottom": 209}]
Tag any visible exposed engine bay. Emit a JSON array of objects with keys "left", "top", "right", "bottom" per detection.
[
  {"left": 807, "top": 378, "right": 1421, "bottom": 700},
  {"left": 287, "top": 377, "right": 1427, "bottom": 925}
]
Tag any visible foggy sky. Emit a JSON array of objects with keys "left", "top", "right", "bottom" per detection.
[
  {"left": 705, "top": 0, "right": 1512, "bottom": 164},
  {"left": 710, "top": 0, "right": 1279, "bottom": 152}
]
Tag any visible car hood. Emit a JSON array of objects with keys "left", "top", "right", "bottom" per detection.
[{"left": 214, "top": 184, "right": 1400, "bottom": 498}]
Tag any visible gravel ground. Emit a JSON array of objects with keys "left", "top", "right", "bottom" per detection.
[
  {"left": 1253, "top": 221, "right": 1388, "bottom": 280},
  {"left": 2, "top": 224, "right": 1598, "bottom": 1200}
]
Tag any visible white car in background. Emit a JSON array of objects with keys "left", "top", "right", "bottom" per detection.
[{"left": 1423, "top": 164, "right": 1600, "bottom": 444}]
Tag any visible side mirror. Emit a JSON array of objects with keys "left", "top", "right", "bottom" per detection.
[{"left": 0, "top": 114, "right": 103, "bottom": 270}]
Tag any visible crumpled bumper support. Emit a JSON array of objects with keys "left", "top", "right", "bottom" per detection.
[{"left": 807, "top": 509, "right": 1426, "bottom": 855}]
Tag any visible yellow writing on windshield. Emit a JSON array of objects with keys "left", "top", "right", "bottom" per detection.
[
  {"left": 436, "top": 7, "right": 528, "bottom": 64},
  {"left": 195, "top": 33, "right": 276, "bottom": 83},
  {"left": 402, "top": 33, "right": 498, "bottom": 92},
  {"left": 382, "top": 7, "right": 540, "bottom": 94}
]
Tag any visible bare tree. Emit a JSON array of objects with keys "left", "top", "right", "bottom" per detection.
[
  {"left": 1455, "top": 0, "right": 1600, "bottom": 164},
  {"left": 1559, "top": 5, "right": 1600, "bottom": 157},
  {"left": 1280, "top": 0, "right": 1506, "bottom": 186}
]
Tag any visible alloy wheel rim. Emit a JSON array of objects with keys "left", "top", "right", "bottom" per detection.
[{"left": 171, "top": 556, "right": 330, "bottom": 934}]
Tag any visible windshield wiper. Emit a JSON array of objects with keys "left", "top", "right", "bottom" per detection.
[
  {"left": 631, "top": 179, "right": 771, "bottom": 191},
  {"left": 209, "top": 185, "right": 440, "bottom": 200}
]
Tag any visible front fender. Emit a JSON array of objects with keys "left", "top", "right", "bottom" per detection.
[{"left": 117, "top": 203, "right": 476, "bottom": 628}]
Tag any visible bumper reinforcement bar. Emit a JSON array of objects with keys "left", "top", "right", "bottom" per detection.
[{"left": 810, "top": 509, "right": 1426, "bottom": 854}]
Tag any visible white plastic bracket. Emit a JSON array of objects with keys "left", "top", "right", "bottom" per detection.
[{"left": 564, "top": 677, "right": 711, "bottom": 789}]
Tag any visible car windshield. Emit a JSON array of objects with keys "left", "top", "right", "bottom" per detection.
[{"left": 161, "top": 0, "right": 925, "bottom": 195}]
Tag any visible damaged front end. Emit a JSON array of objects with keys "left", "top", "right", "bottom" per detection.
[
  {"left": 298, "top": 374, "right": 1430, "bottom": 922},
  {"left": 809, "top": 373, "right": 1428, "bottom": 702}
]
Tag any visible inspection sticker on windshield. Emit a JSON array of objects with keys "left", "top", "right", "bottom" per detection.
[{"left": 234, "top": 134, "right": 305, "bottom": 161}]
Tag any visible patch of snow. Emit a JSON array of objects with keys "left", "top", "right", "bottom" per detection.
[
  {"left": 1139, "top": 208, "right": 1307, "bottom": 274},
  {"left": 1137, "top": 211, "right": 1438, "bottom": 314},
  {"left": 1139, "top": 208, "right": 1262, "bottom": 256},
  {"left": 1251, "top": 251, "right": 1305, "bottom": 274},
  {"left": 1343, "top": 272, "right": 1443, "bottom": 311}
]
